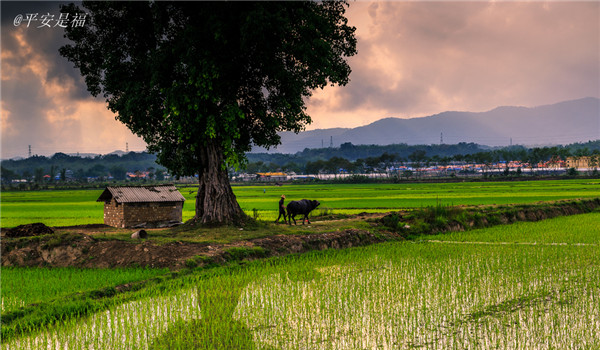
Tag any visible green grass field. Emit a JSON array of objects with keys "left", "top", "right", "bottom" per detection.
[
  {"left": 3, "top": 212, "right": 599, "bottom": 349},
  {"left": 2, "top": 179, "right": 600, "bottom": 227}
]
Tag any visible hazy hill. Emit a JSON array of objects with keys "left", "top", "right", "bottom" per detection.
[{"left": 256, "top": 97, "right": 599, "bottom": 153}]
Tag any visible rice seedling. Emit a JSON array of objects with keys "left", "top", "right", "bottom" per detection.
[
  {"left": 426, "top": 212, "right": 600, "bottom": 245},
  {"left": 4, "top": 214, "right": 598, "bottom": 349},
  {"left": 1, "top": 267, "right": 170, "bottom": 314},
  {"left": 233, "top": 243, "right": 598, "bottom": 349},
  {"left": 4, "top": 288, "right": 201, "bottom": 350}
]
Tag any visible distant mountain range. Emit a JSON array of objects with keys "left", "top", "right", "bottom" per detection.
[
  {"left": 255, "top": 97, "right": 599, "bottom": 154},
  {"left": 65, "top": 150, "right": 127, "bottom": 158}
]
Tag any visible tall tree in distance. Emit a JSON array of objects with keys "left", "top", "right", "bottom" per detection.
[{"left": 60, "top": 1, "right": 357, "bottom": 225}]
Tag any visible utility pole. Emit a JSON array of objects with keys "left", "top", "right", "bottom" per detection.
[
  {"left": 510, "top": 138, "right": 512, "bottom": 146},
  {"left": 321, "top": 139, "right": 324, "bottom": 148},
  {"left": 329, "top": 136, "right": 333, "bottom": 148},
  {"left": 440, "top": 132, "right": 443, "bottom": 145},
  {"left": 28, "top": 145, "right": 31, "bottom": 158}
]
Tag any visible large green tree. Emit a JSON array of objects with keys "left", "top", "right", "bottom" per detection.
[{"left": 60, "top": 1, "right": 356, "bottom": 225}]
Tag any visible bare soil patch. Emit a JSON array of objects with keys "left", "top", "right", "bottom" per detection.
[
  {"left": 4, "top": 223, "right": 54, "bottom": 238},
  {"left": 1, "top": 223, "right": 394, "bottom": 270}
]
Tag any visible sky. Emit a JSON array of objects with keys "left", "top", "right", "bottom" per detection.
[{"left": 1, "top": 1, "right": 599, "bottom": 159}]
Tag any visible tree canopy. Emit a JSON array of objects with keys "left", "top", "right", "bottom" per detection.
[{"left": 60, "top": 1, "right": 357, "bottom": 224}]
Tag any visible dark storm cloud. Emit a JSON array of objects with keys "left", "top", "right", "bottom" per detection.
[
  {"left": 1, "top": 1, "right": 89, "bottom": 100},
  {"left": 1, "top": 57, "right": 83, "bottom": 155},
  {"left": 0, "top": 1, "right": 60, "bottom": 22},
  {"left": 0, "top": 1, "right": 123, "bottom": 158}
]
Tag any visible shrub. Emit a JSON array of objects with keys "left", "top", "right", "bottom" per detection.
[
  {"left": 185, "top": 255, "right": 213, "bottom": 269},
  {"left": 225, "top": 246, "right": 268, "bottom": 261}
]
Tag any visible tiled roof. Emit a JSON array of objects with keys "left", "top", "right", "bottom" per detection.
[{"left": 96, "top": 185, "right": 186, "bottom": 203}]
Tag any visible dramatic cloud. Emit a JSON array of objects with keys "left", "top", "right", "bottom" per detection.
[
  {"left": 1, "top": 1, "right": 598, "bottom": 158},
  {"left": 306, "top": 1, "right": 600, "bottom": 129},
  {"left": 1, "top": 1, "right": 146, "bottom": 159}
]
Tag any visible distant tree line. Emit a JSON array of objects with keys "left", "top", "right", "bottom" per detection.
[
  {"left": 243, "top": 140, "right": 600, "bottom": 176},
  {"left": 2, "top": 140, "right": 599, "bottom": 186},
  {"left": 248, "top": 142, "right": 484, "bottom": 164},
  {"left": 0, "top": 152, "right": 167, "bottom": 185}
]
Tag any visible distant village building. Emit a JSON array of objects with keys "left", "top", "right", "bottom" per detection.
[
  {"left": 566, "top": 156, "right": 595, "bottom": 169},
  {"left": 256, "top": 172, "right": 287, "bottom": 182},
  {"left": 232, "top": 173, "right": 256, "bottom": 182},
  {"left": 96, "top": 185, "right": 185, "bottom": 228},
  {"left": 126, "top": 171, "right": 151, "bottom": 179}
]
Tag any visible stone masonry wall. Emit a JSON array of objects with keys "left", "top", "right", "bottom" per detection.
[
  {"left": 122, "top": 202, "right": 184, "bottom": 228},
  {"left": 104, "top": 199, "right": 125, "bottom": 228}
]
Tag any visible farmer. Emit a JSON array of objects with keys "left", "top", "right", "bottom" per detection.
[{"left": 275, "top": 195, "right": 287, "bottom": 224}]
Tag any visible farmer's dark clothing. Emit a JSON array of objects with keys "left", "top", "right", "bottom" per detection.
[{"left": 275, "top": 198, "right": 287, "bottom": 223}]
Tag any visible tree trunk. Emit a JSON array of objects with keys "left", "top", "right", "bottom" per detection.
[{"left": 195, "top": 141, "right": 246, "bottom": 225}]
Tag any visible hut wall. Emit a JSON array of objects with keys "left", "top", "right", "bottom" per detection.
[
  {"left": 104, "top": 199, "right": 125, "bottom": 228},
  {"left": 122, "top": 202, "right": 184, "bottom": 227}
]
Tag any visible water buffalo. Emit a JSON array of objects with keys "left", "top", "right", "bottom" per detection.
[{"left": 286, "top": 199, "right": 320, "bottom": 225}]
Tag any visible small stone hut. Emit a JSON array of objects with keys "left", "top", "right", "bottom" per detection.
[{"left": 97, "top": 185, "right": 186, "bottom": 228}]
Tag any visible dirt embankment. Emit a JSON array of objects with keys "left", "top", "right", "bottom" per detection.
[
  {"left": 1, "top": 228, "right": 392, "bottom": 270},
  {"left": 2, "top": 199, "right": 598, "bottom": 270},
  {"left": 457, "top": 198, "right": 600, "bottom": 228}
]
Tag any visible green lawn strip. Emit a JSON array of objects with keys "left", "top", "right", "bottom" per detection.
[{"left": 1, "top": 189, "right": 103, "bottom": 227}]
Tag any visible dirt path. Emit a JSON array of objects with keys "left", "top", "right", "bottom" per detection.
[{"left": 1, "top": 225, "right": 396, "bottom": 270}]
